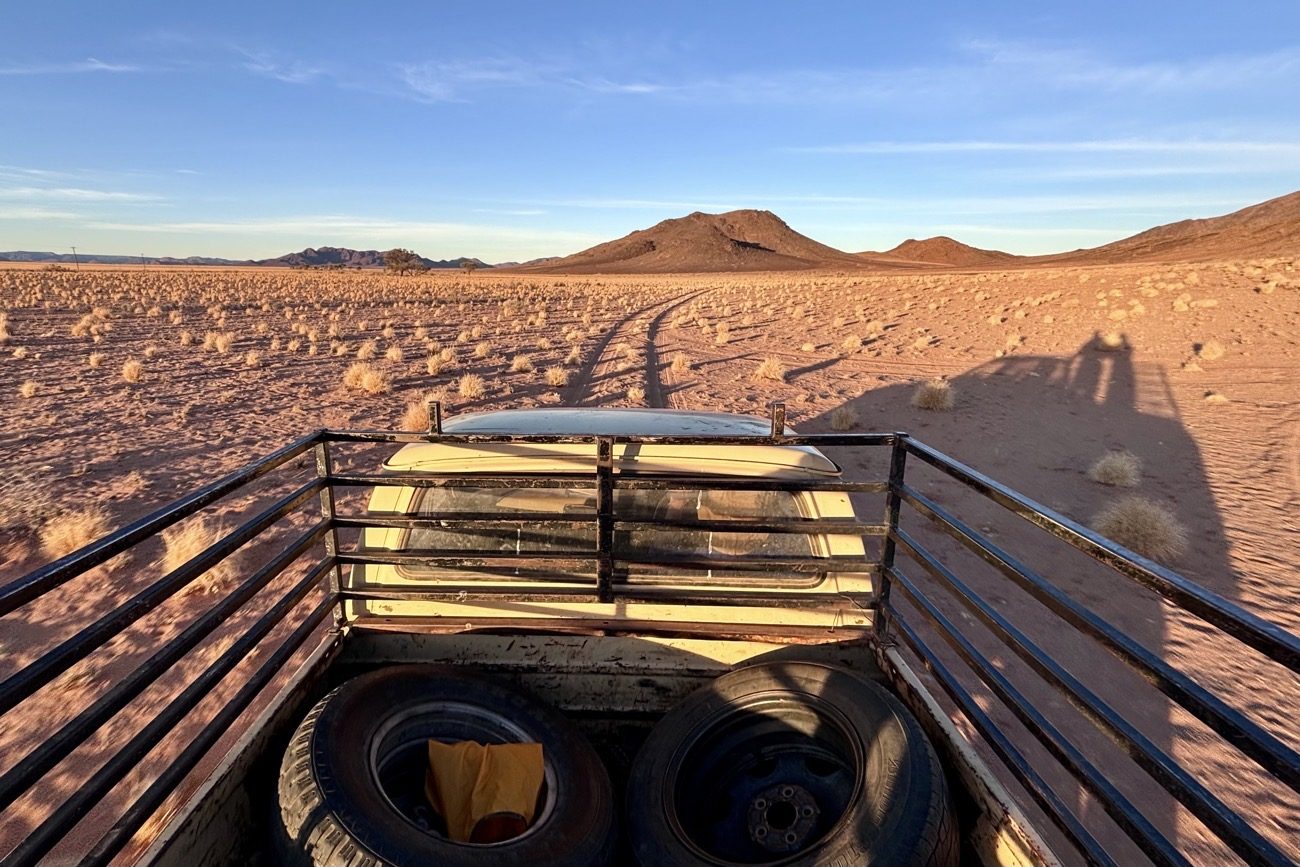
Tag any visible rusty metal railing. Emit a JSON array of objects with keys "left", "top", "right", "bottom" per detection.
[{"left": 0, "top": 402, "right": 1295, "bottom": 867}]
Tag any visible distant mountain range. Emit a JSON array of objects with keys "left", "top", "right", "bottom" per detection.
[
  {"left": 517, "top": 190, "right": 1300, "bottom": 273},
  {"left": 5, "top": 190, "right": 1298, "bottom": 273},
  {"left": 0, "top": 246, "right": 493, "bottom": 270}
]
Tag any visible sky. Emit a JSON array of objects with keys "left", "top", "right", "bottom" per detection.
[{"left": 2, "top": 1, "right": 1300, "bottom": 262}]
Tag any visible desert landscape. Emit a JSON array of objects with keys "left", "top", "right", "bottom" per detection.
[{"left": 1, "top": 186, "right": 1299, "bottom": 866}]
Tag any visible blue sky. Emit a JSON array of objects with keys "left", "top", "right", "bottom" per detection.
[{"left": 3, "top": 1, "right": 1299, "bottom": 261}]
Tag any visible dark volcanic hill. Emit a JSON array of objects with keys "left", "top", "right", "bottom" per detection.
[
  {"left": 0, "top": 247, "right": 492, "bottom": 269},
  {"left": 515, "top": 210, "right": 879, "bottom": 273},
  {"left": 264, "top": 247, "right": 491, "bottom": 269},
  {"left": 1040, "top": 190, "right": 1300, "bottom": 264},
  {"left": 869, "top": 236, "right": 1020, "bottom": 268}
]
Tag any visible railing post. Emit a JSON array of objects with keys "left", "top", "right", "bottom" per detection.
[
  {"left": 595, "top": 436, "right": 614, "bottom": 604},
  {"left": 427, "top": 400, "right": 442, "bottom": 437},
  {"left": 314, "top": 439, "right": 346, "bottom": 629},
  {"left": 875, "top": 432, "right": 909, "bottom": 640},
  {"left": 769, "top": 401, "right": 786, "bottom": 442}
]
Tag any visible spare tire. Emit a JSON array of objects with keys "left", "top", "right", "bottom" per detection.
[
  {"left": 626, "top": 662, "right": 957, "bottom": 866},
  {"left": 276, "top": 665, "right": 616, "bottom": 867}
]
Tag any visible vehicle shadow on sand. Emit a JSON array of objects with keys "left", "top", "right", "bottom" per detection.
[{"left": 799, "top": 336, "right": 1260, "bottom": 865}]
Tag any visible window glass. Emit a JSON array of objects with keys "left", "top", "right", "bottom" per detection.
[{"left": 399, "top": 484, "right": 819, "bottom": 584}]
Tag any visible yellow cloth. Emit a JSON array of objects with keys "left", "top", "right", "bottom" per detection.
[{"left": 425, "top": 741, "right": 545, "bottom": 843}]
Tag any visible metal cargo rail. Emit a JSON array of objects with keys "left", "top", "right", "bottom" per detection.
[{"left": 0, "top": 402, "right": 1296, "bottom": 867}]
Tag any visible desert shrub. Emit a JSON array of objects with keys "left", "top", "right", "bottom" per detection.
[
  {"left": 214, "top": 332, "right": 234, "bottom": 353},
  {"left": 753, "top": 357, "right": 786, "bottom": 382},
  {"left": 400, "top": 399, "right": 430, "bottom": 432},
  {"left": 121, "top": 359, "right": 143, "bottom": 383},
  {"left": 544, "top": 366, "right": 569, "bottom": 387},
  {"left": 88, "top": 352, "right": 104, "bottom": 369},
  {"left": 841, "top": 334, "right": 862, "bottom": 353},
  {"left": 830, "top": 406, "right": 858, "bottom": 431},
  {"left": 474, "top": 341, "right": 493, "bottom": 358},
  {"left": 161, "top": 515, "right": 241, "bottom": 594},
  {"left": 244, "top": 350, "right": 261, "bottom": 368},
  {"left": 1095, "top": 331, "right": 1126, "bottom": 351},
  {"left": 1088, "top": 450, "right": 1141, "bottom": 487},
  {"left": 356, "top": 339, "right": 377, "bottom": 360},
  {"left": 627, "top": 386, "right": 646, "bottom": 402},
  {"left": 564, "top": 346, "right": 582, "bottom": 366},
  {"left": 671, "top": 352, "right": 691, "bottom": 373},
  {"left": 801, "top": 342, "right": 816, "bottom": 352},
  {"left": 425, "top": 355, "right": 445, "bottom": 376},
  {"left": 18, "top": 380, "right": 37, "bottom": 398},
  {"left": 342, "top": 362, "right": 390, "bottom": 395},
  {"left": 1091, "top": 496, "right": 1188, "bottom": 562},
  {"left": 1197, "top": 340, "right": 1226, "bottom": 361},
  {"left": 458, "top": 373, "right": 486, "bottom": 399},
  {"left": 912, "top": 379, "right": 954, "bottom": 411},
  {"left": 41, "top": 506, "right": 110, "bottom": 559},
  {"left": 385, "top": 344, "right": 404, "bottom": 363},
  {"left": 510, "top": 354, "right": 533, "bottom": 373}
]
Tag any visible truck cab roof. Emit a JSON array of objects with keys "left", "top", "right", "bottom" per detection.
[{"left": 383, "top": 408, "right": 841, "bottom": 478}]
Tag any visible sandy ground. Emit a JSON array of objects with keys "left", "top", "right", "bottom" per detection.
[{"left": 0, "top": 261, "right": 1297, "bottom": 864}]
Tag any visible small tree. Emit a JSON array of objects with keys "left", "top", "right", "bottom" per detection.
[
  {"left": 384, "top": 248, "right": 424, "bottom": 275},
  {"left": 460, "top": 258, "right": 478, "bottom": 276}
]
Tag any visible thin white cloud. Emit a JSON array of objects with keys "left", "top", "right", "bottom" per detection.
[
  {"left": 0, "top": 206, "right": 82, "bottom": 220},
  {"left": 520, "top": 191, "right": 1250, "bottom": 215},
  {"left": 0, "top": 57, "right": 140, "bottom": 75},
  {"left": 472, "top": 208, "right": 547, "bottom": 216},
  {"left": 239, "top": 50, "right": 325, "bottom": 84},
  {"left": 965, "top": 39, "right": 1300, "bottom": 93},
  {"left": 80, "top": 214, "right": 602, "bottom": 244},
  {"left": 787, "top": 139, "right": 1300, "bottom": 155},
  {"left": 0, "top": 186, "right": 161, "bottom": 202}
]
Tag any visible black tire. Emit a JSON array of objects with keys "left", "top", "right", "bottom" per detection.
[
  {"left": 626, "top": 662, "right": 957, "bottom": 866},
  {"left": 276, "top": 665, "right": 617, "bottom": 867}
]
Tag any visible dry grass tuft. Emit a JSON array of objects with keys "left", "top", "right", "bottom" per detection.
[
  {"left": 671, "top": 352, "right": 691, "bottom": 374},
  {"left": 342, "top": 362, "right": 390, "bottom": 395},
  {"left": 912, "top": 379, "right": 954, "bottom": 411},
  {"left": 1088, "top": 450, "right": 1141, "bottom": 487},
  {"left": 830, "top": 406, "right": 858, "bottom": 431},
  {"left": 400, "top": 399, "right": 430, "bottom": 432},
  {"left": 1196, "top": 340, "right": 1226, "bottom": 361},
  {"left": 544, "top": 366, "right": 569, "bottom": 387},
  {"left": 627, "top": 386, "right": 646, "bottom": 403},
  {"left": 88, "top": 352, "right": 104, "bottom": 369},
  {"left": 385, "top": 344, "right": 403, "bottom": 363},
  {"left": 18, "top": 380, "right": 37, "bottom": 398},
  {"left": 458, "top": 373, "right": 486, "bottom": 399},
  {"left": 1095, "top": 331, "right": 1126, "bottom": 351},
  {"left": 161, "top": 516, "right": 241, "bottom": 594},
  {"left": 1091, "top": 496, "right": 1188, "bottom": 562},
  {"left": 41, "top": 506, "right": 110, "bottom": 559},
  {"left": 753, "top": 357, "right": 786, "bottom": 382},
  {"left": 244, "top": 350, "right": 261, "bottom": 368},
  {"left": 121, "top": 359, "right": 143, "bottom": 384},
  {"left": 510, "top": 354, "right": 533, "bottom": 373}
]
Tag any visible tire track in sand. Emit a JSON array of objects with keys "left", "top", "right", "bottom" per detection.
[{"left": 564, "top": 290, "right": 705, "bottom": 407}]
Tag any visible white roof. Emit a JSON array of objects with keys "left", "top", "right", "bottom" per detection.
[{"left": 385, "top": 408, "right": 840, "bottom": 477}]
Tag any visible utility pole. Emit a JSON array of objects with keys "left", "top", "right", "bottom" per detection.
[{"left": 71, "top": 246, "right": 80, "bottom": 272}]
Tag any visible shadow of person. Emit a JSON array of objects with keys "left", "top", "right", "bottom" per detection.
[{"left": 799, "top": 335, "right": 1247, "bottom": 866}]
